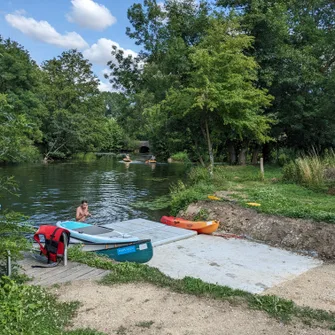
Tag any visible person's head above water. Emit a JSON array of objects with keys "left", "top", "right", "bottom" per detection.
[{"left": 81, "top": 200, "right": 88, "bottom": 209}]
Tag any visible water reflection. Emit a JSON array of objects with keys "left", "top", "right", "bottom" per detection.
[{"left": 0, "top": 156, "right": 187, "bottom": 225}]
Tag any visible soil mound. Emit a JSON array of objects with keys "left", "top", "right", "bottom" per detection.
[{"left": 180, "top": 201, "right": 335, "bottom": 260}]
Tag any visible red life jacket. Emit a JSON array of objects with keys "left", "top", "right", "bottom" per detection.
[{"left": 33, "top": 225, "right": 70, "bottom": 263}]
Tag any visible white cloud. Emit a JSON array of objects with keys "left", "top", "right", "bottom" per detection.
[
  {"left": 83, "top": 38, "right": 137, "bottom": 66},
  {"left": 98, "top": 80, "right": 113, "bottom": 92},
  {"left": 67, "top": 0, "right": 116, "bottom": 31},
  {"left": 5, "top": 14, "right": 88, "bottom": 49},
  {"left": 14, "top": 9, "right": 27, "bottom": 15}
]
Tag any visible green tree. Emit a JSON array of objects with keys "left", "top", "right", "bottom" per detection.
[
  {"left": 217, "top": 0, "right": 335, "bottom": 154},
  {"left": 157, "top": 18, "right": 273, "bottom": 172},
  {"left": 105, "top": 0, "right": 213, "bottom": 156},
  {"left": 0, "top": 37, "right": 45, "bottom": 162},
  {"left": 41, "top": 50, "right": 109, "bottom": 158}
]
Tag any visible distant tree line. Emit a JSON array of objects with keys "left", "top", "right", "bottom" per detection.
[{"left": 1, "top": 0, "right": 334, "bottom": 168}]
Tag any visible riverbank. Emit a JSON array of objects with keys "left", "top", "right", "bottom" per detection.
[
  {"left": 54, "top": 279, "right": 334, "bottom": 335},
  {"left": 180, "top": 200, "right": 335, "bottom": 259},
  {"left": 168, "top": 165, "right": 335, "bottom": 259}
]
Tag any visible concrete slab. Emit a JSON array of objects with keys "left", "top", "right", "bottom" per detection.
[
  {"left": 102, "top": 218, "right": 197, "bottom": 247},
  {"left": 148, "top": 234, "right": 322, "bottom": 294}
]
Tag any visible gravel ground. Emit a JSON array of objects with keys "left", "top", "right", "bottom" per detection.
[
  {"left": 54, "top": 280, "right": 333, "bottom": 335},
  {"left": 263, "top": 264, "right": 335, "bottom": 312}
]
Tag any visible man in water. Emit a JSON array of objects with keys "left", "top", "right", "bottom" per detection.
[{"left": 76, "top": 200, "right": 92, "bottom": 222}]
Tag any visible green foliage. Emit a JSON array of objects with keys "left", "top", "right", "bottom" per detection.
[
  {"left": 0, "top": 276, "right": 79, "bottom": 335},
  {"left": 68, "top": 247, "right": 335, "bottom": 328},
  {"left": 170, "top": 180, "right": 214, "bottom": 215},
  {"left": 193, "top": 208, "right": 209, "bottom": 221},
  {"left": 171, "top": 164, "right": 335, "bottom": 223},
  {"left": 72, "top": 152, "right": 97, "bottom": 162},
  {"left": 0, "top": 212, "right": 33, "bottom": 276},
  {"left": 132, "top": 195, "right": 171, "bottom": 211},
  {"left": 41, "top": 50, "right": 118, "bottom": 159},
  {"left": 283, "top": 151, "right": 335, "bottom": 188},
  {"left": 64, "top": 330, "right": 106, "bottom": 335},
  {"left": 217, "top": 0, "right": 335, "bottom": 151},
  {"left": 0, "top": 36, "right": 45, "bottom": 163},
  {"left": 0, "top": 177, "right": 34, "bottom": 276},
  {"left": 170, "top": 152, "right": 190, "bottom": 163}
]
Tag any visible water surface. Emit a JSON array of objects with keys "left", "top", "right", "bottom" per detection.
[{"left": 0, "top": 156, "right": 187, "bottom": 225}]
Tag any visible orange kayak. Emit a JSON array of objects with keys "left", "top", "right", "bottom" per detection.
[{"left": 160, "top": 216, "right": 219, "bottom": 234}]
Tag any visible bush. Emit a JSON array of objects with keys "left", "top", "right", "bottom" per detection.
[
  {"left": 0, "top": 277, "right": 78, "bottom": 335},
  {"left": 170, "top": 152, "right": 190, "bottom": 163},
  {"left": 271, "top": 148, "right": 297, "bottom": 166},
  {"left": 170, "top": 180, "right": 213, "bottom": 215},
  {"left": 283, "top": 151, "right": 335, "bottom": 188}
]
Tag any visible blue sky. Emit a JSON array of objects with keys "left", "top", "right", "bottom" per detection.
[{"left": 0, "top": 0, "right": 145, "bottom": 91}]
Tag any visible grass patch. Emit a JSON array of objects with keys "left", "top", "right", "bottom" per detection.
[
  {"left": 0, "top": 276, "right": 79, "bottom": 335},
  {"left": 0, "top": 276, "right": 107, "bottom": 335},
  {"left": 68, "top": 247, "right": 335, "bottom": 329},
  {"left": 171, "top": 165, "right": 335, "bottom": 223},
  {"left": 170, "top": 180, "right": 214, "bottom": 215},
  {"left": 64, "top": 330, "right": 107, "bottom": 335}
]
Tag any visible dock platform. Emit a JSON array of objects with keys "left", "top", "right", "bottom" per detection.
[
  {"left": 18, "top": 253, "right": 110, "bottom": 286},
  {"left": 102, "top": 218, "right": 197, "bottom": 246}
]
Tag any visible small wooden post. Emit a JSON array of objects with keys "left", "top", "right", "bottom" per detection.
[
  {"left": 6, "top": 250, "right": 11, "bottom": 277},
  {"left": 62, "top": 232, "right": 68, "bottom": 266},
  {"left": 260, "top": 157, "right": 264, "bottom": 181}
]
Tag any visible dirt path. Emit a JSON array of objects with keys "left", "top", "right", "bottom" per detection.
[
  {"left": 54, "top": 280, "right": 332, "bottom": 335},
  {"left": 263, "top": 264, "right": 335, "bottom": 312}
]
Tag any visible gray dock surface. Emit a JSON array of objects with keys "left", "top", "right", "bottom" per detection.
[
  {"left": 102, "top": 218, "right": 197, "bottom": 246},
  {"left": 148, "top": 234, "right": 322, "bottom": 294},
  {"left": 18, "top": 253, "right": 110, "bottom": 286}
]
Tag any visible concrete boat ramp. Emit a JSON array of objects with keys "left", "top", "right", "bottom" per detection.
[{"left": 21, "top": 218, "right": 321, "bottom": 293}]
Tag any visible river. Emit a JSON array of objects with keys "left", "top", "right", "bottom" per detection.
[{"left": 0, "top": 156, "right": 188, "bottom": 225}]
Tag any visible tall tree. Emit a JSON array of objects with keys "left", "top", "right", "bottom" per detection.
[
  {"left": 157, "top": 18, "right": 273, "bottom": 173},
  {"left": 41, "top": 50, "right": 109, "bottom": 159},
  {"left": 0, "top": 37, "right": 45, "bottom": 162},
  {"left": 217, "top": 0, "right": 335, "bottom": 154}
]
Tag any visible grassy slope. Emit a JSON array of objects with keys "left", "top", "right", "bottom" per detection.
[{"left": 170, "top": 165, "right": 335, "bottom": 223}]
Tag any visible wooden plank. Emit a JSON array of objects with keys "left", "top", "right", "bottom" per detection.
[
  {"left": 33, "top": 265, "right": 94, "bottom": 285},
  {"left": 18, "top": 256, "right": 110, "bottom": 286}
]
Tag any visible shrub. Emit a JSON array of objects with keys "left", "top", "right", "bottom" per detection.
[
  {"left": 0, "top": 277, "right": 78, "bottom": 335},
  {"left": 170, "top": 152, "right": 190, "bottom": 163},
  {"left": 283, "top": 150, "right": 335, "bottom": 189},
  {"left": 170, "top": 180, "right": 213, "bottom": 215}
]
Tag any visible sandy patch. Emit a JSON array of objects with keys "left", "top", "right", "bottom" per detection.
[
  {"left": 54, "top": 280, "right": 332, "bottom": 335},
  {"left": 263, "top": 264, "right": 335, "bottom": 312}
]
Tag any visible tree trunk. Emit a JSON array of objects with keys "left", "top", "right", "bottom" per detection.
[
  {"left": 192, "top": 136, "right": 206, "bottom": 167},
  {"left": 205, "top": 118, "right": 214, "bottom": 176},
  {"left": 238, "top": 144, "right": 248, "bottom": 165},
  {"left": 251, "top": 147, "right": 260, "bottom": 165},
  {"left": 227, "top": 141, "right": 236, "bottom": 165}
]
